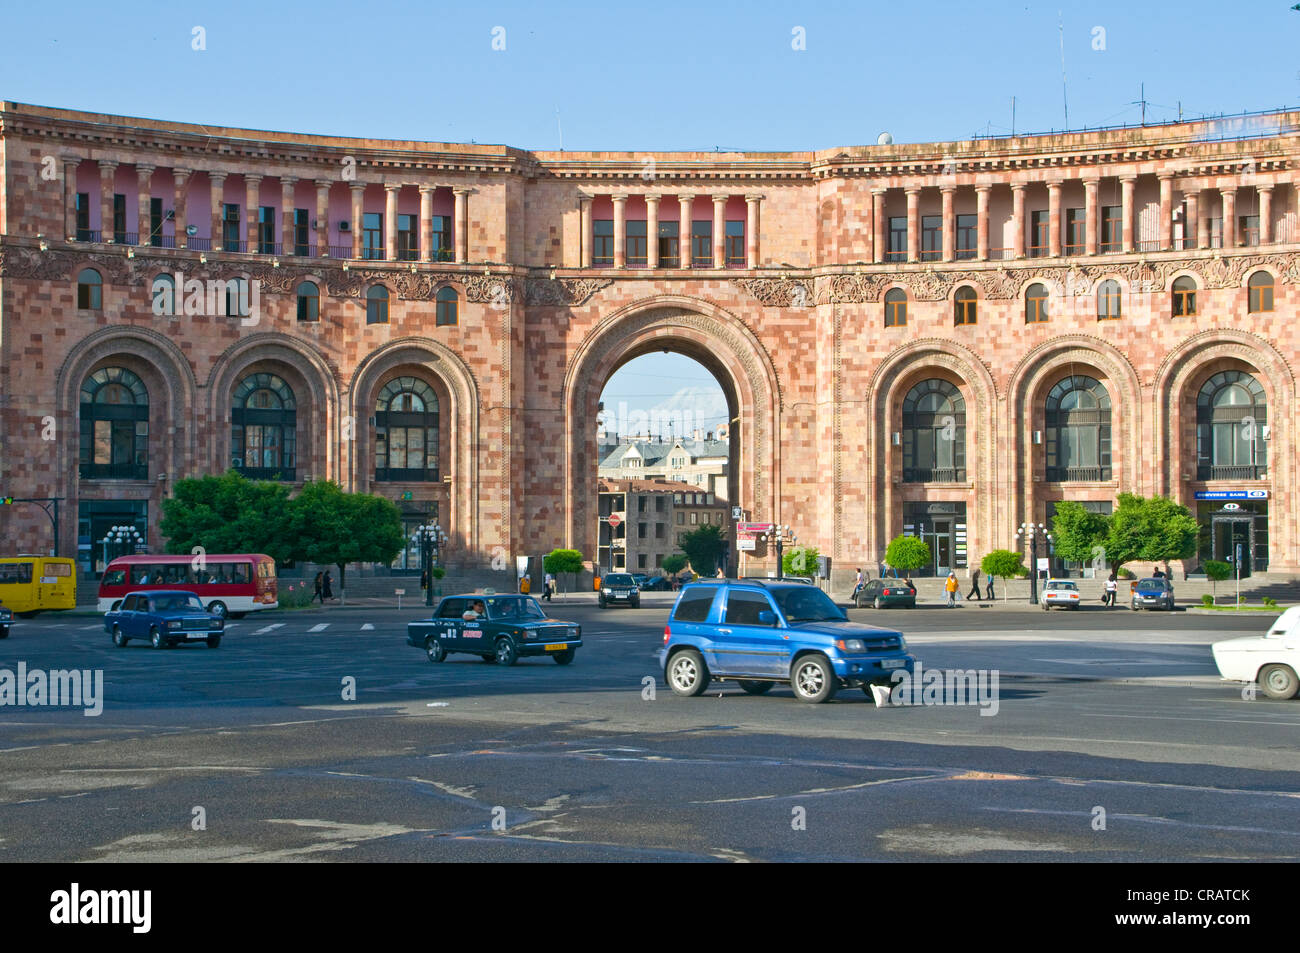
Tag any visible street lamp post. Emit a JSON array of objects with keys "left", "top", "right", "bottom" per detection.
[
  {"left": 1014, "top": 522, "right": 1053, "bottom": 605},
  {"left": 100, "top": 524, "right": 144, "bottom": 571},
  {"left": 760, "top": 524, "right": 796, "bottom": 579},
  {"left": 412, "top": 522, "right": 449, "bottom": 607}
]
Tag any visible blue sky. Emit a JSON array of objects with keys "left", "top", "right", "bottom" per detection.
[{"left": 5, "top": 0, "right": 1291, "bottom": 423}]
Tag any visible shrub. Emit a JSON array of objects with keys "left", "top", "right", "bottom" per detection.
[
  {"left": 1201, "top": 593, "right": 1214, "bottom": 608},
  {"left": 278, "top": 581, "right": 315, "bottom": 609},
  {"left": 1263, "top": 597, "right": 1278, "bottom": 608},
  {"left": 1117, "top": 567, "right": 1135, "bottom": 579}
]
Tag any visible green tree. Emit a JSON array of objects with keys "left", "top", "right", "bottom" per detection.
[
  {"left": 287, "top": 480, "right": 405, "bottom": 599},
  {"left": 160, "top": 470, "right": 295, "bottom": 565},
  {"left": 1049, "top": 501, "right": 1110, "bottom": 567},
  {"left": 1102, "top": 493, "right": 1198, "bottom": 575},
  {"left": 1204, "top": 559, "right": 1231, "bottom": 601},
  {"left": 782, "top": 545, "right": 820, "bottom": 578},
  {"left": 885, "top": 535, "right": 931, "bottom": 575},
  {"left": 661, "top": 553, "right": 688, "bottom": 576},
  {"left": 981, "top": 550, "right": 1028, "bottom": 603},
  {"left": 680, "top": 523, "right": 726, "bottom": 577},
  {"left": 543, "top": 548, "right": 584, "bottom": 596}
]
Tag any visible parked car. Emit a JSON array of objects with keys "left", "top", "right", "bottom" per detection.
[
  {"left": 855, "top": 578, "right": 916, "bottom": 609},
  {"left": 103, "top": 590, "right": 224, "bottom": 649},
  {"left": 639, "top": 575, "right": 672, "bottom": 591},
  {"left": 630, "top": 573, "right": 650, "bottom": 589},
  {"left": 599, "top": 573, "right": 641, "bottom": 608},
  {"left": 1041, "top": 579, "right": 1082, "bottom": 610},
  {"left": 1213, "top": 606, "right": 1300, "bottom": 699},
  {"left": 407, "top": 593, "right": 582, "bottom": 666},
  {"left": 0, "top": 602, "right": 11, "bottom": 638},
  {"left": 1130, "top": 577, "right": 1175, "bottom": 611},
  {"left": 660, "top": 580, "right": 915, "bottom": 703}
]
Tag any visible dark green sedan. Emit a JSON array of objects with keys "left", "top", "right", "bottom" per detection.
[
  {"left": 407, "top": 594, "right": 583, "bottom": 666},
  {"left": 854, "top": 578, "right": 917, "bottom": 609}
]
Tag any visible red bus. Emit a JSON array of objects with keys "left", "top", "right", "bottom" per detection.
[{"left": 97, "top": 554, "right": 278, "bottom": 618}]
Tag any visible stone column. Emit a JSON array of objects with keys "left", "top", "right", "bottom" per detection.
[
  {"left": 1047, "top": 181, "right": 1062, "bottom": 257},
  {"left": 243, "top": 174, "right": 262, "bottom": 251},
  {"left": 1158, "top": 174, "right": 1174, "bottom": 250},
  {"left": 62, "top": 157, "right": 82, "bottom": 240},
  {"left": 612, "top": 194, "right": 627, "bottom": 268},
  {"left": 1083, "top": 178, "right": 1099, "bottom": 254},
  {"left": 210, "top": 173, "right": 227, "bottom": 250},
  {"left": 1120, "top": 176, "right": 1136, "bottom": 253},
  {"left": 349, "top": 184, "right": 365, "bottom": 258},
  {"left": 976, "top": 185, "right": 991, "bottom": 260},
  {"left": 280, "top": 177, "right": 297, "bottom": 254},
  {"left": 1259, "top": 185, "right": 1273, "bottom": 243},
  {"left": 745, "top": 194, "right": 761, "bottom": 268},
  {"left": 905, "top": 188, "right": 920, "bottom": 262},
  {"left": 315, "top": 180, "right": 331, "bottom": 256},
  {"left": 172, "top": 168, "right": 191, "bottom": 248},
  {"left": 1197, "top": 188, "right": 1211, "bottom": 249},
  {"left": 872, "top": 189, "right": 886, "bottom": 263},
  {"left": 711, "top": 194, "right": 727, "bottom": 268},
  {"left": 453, "top": 187, "right": 469, "bottom": 262},
  {"left": 1184, "top": 189, "right": 1200, "bottom": 249},
  {"left": 135, "top": 164, "right": 154, "bottom": 245},
  {"left": 420, "top": 185, "right": 436, "bottom": 262},
  {"left": 579, "top": 194, "right": 593, "bottom": 268},
  {"left": 1222, "top": 186, "right": 1237, "bottom": 248},
  {"left": 940, "top": 187, "right": 955, "bottom": 261},
  {"left": 646, "top": 194, "right": 660, "bottom": 268},
  {"left": 679, "top": 194, "right": 694, "bottom": 268},
  {"left": 1011, "top": 183, "right": 1027, "bottom": 258},
  {"left": 97, "top": 161, "right": 118, "bottom": 241},
  {"left": 384, "top": 184, "right": 400, "bottom": 260}
]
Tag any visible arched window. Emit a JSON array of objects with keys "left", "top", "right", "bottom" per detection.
[
  {"left": 374, "top": 377, "right": 440, "bottom": 482},
  {"left": 231, "top": 373, "right": 297, "bottom": 480},
  {"left": 1172, "top": 276, "right": 1197, "bottom": 317},
  {"left": 435, "top": 287, "right": 458, "bottom": 326},
  {"left": 1248, "top": 271, "right": 1274, "bottom": 313},
  {"left": 79, "top": 367, "right": 148, "bottom": 479},
  {"left": 77, "top": 268, "right": 102, "bottom": 310},
  {"left": 296, "top": 281, "right": 320, "bottom": 322},
  {"left": 1096, "top": 279, "right": 1122, "bottom": 320},
  {"left": 225, "top": 277, "right": 252, "bottom": 318},
  {"left": 1045, "top": 376, "right": 1111, "bottom": 481},
  {"left": 1025, "top": 283, "right": 1049, "bottom": 323},
  {"left": 884, "top": 288, "right": 907, "bottom": 327},
  {"left": 953, "top": 286, "right": 977, "bottom": 326},
  {"left": 366, "top": 285, "right": 390, "bottom": 324},
  {"left": 1197, "top": 370, "right": 1266, "bottom": 480},
  {"left": 150, "top": 274, "right": 175, "bottom": 316},
  {"left": 902, "top": 379, "right": 966, "bottom": 483}
]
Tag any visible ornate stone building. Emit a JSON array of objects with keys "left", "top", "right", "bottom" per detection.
[{"left": 1, "top": 102, "right": 1296, "bottom": 580}]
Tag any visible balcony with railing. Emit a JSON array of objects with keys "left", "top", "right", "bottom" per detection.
[
  {"left": 75, "top": 229, "right": 101, "bottom": 243},
  {"left": 1198, "top": 464, "right": 1266, "bottom": 481},
  {"left": 186, "top": 236, "right": 212, "bottom": 251},
  {"left": 80, "top": 461, "right": 148, "bottom": 480},
  {"left": 987, "top": 247, "right": 1014, "bottom": 260},
  {"left": 903, "top": 467, "right": 966, "bottom": 483},
  {"left": 327, "top": 244, "right": 355, "bottom": 258},
  {"left": 1046, "top": 466, "right": 1112, "bottom": 482}
]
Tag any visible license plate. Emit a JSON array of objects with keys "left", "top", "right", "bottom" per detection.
[
  {"left": 881, "top": 659, "right": 905, "bottom": 669},
  {"left": 187, "top": 633, "right": 209, "bottom": 640},
  {"left": 613, "top": 593, "right": 627, "bottom": 599},
  {"left": 544, "top": 643, "right": 567, "bottom": 651}
]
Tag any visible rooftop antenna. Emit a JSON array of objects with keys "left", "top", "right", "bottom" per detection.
[
  {"left": 1132, "top": 83, "right": 1149, "bottom": 125},
  {"left": 1058, "top": 11, "right": 1069, "bottom": 129}
]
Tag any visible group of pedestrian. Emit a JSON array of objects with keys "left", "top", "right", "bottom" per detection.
[{"left": 310, "top": 570, "right": 335, "bottom": 604}]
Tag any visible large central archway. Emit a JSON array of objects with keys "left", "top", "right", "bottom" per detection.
[{"left": 562, "top": 297, "right": 782, "bottom": 564}]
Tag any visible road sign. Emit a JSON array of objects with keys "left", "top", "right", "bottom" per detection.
[
  {"left": 608, "top": 514, "right": 622, "bottom": 529},
  {"left": 738, "top": 522, "right": 774, "bottom": 534},
  {"left": 736, "top": 537, "right": 756, "bottom": 551}
]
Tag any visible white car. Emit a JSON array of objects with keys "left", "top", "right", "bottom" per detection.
[
  {"left": 1212, "top": 606, "right": 1300, "bottom": 699},
  {"left": 1041, "top": 579, "right": 1082, "bottom": 610}
]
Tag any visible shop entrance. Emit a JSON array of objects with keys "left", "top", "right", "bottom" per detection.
[
  {"left": 902, "top": 502, "right": 968, "bottom": 577},
  {"left": 1199, "top": 501, "right": 1268, "bottom": 577},
  {"left": 1212, "top": 514, "right": 1255, "bottom": 577}
]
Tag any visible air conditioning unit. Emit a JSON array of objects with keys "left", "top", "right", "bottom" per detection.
[
  {"left": 231, "top": 458, "right": 243, "bottom": 468},
  {"left": 338, "top": 220, "right": 351, "bottom": 232}
]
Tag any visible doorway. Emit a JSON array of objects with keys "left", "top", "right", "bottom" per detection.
[{"left": 1211, "top": 515, "right": 1255, "bottom": 577}]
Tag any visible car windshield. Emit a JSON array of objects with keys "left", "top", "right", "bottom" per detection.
[
  {"left": 149, "top": 594, "right": 205, "bottom": 612},
  {"left": 1135, "top": 579, "right": 1167, "bottom": 590},
  {"left": 1047, "top": 582, "right": 1077, "bottom": 591},
  {"left": 605, "top": 574, "right": 636, "bottom": 586},
  {"left": 486, "top": 597, "right": 547, "bottom": 621},
  {"left": 772, "top": 587, "right": 846, "bottom": 623}
]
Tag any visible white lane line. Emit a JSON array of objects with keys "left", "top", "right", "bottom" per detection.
[
  {"left": 308, "top": 623, "right": 330, "bottom": 632},
  {"left": 253, "top": 622, "right": 286, "bottom": 635},
  {"left": 81, "top": 624, "right": 102, "bottom": 630},
  {"left": 360, "top": 623, "right": 374, "bottom": 631}
]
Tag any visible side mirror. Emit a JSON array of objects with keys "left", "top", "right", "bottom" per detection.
[{"left": 757, "top": 610, "right": 776, "bottom": 626}]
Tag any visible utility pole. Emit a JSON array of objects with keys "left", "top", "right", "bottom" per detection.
[{"left": 1132, "top": 83, "right": 1150, "bottom": 125}]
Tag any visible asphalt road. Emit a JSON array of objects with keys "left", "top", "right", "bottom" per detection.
[{"left": 1, "top": 602, "right": 1296, "bottom": 862}]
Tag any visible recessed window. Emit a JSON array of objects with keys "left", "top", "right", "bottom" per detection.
[
  {"left": 435, "top": 287, "right": 459, "bottom": 326},
  {"left": 1238, "top": 215, "right": 1260, "bottom": 247},
  {"left": 725, "top": 220, "right": 745, "bottom": 266},
  {"left": 1248, "top": 271, "right": 1274, "bottom": 313},
  {"left": 593, "top": 220, "right": 614, "bottom": 266},
  {"left": 1100, "top": 206, "right": 1122, "bottom": 252},
  {"left": 1196, "top": 370, "right": 1267, "bottom": 480},
  {"left": 77, "top": 268, "right": 102, "bottom": 310},
  {"left": 954, "top": 286, "right": 977, "bottom": 326},
  {"left": 231, "top": 372, "right": 296, "bottom": 481},
  {"left": 374, "top": 376, "right": 439, "bottom": 482},
  {"left": 902, "top": 378, "right": 965, "bottom": 483},
  {"left": 296, "top": 281, "right": 320, "bottom": 322},
  {"left": 79, "top": 366, "right": 148, "bottom": 480},
  {"left": 362, "top": 212, "right": 383, "bottom": 260},
  {"left": 884, "top": 288, "right": 908, "bottom": 327},
  {"left": 293, "top": 209, "right": 311, "bottom": 256},
  {"left": 1025, "top": 283, "right": 1049, "bottom": 323},
  {"left": 397, "top": 214, "right": 418, "bottom": 261},
  {"left": 887, "top": 216, "right": 906, "bottom": 262},
  {"left": 658, "top": 220, "right": 680, "bottom": 267},
  {"left": 1171, "top": 276, "right": 1198, "bottom": 317},
  {"left": 1046, "top": 375, "right": 1111, "bottom": 482},
  {"left": 113, "top": 194, "right": 128, "bottom": 244},
  {"left": 1064, "top": 208, "right": 1086, "bottom": 254},
  {"left": 258, "top": 206, "right": 276, "bottom": 254},
  {"left": 1029, "top": 210, "right": 1049, "bottom": 257},
  {"left": 432, "top": 216, "right": 452, "bottom": 260},
  {"left": 955, "top": 214, "right": 976, "bottom": 260},
  {"left": 691, "top": 221, "right": 712, "bottom": 267},
  {"left": 1096, "top": 279, "right": 1122, "bottom": 320},
  {"left": 921, "top": 215, "right": 941, "bottom": 262},
  {"left": 366, "top": 285, "right": 390, "bottom": 324},
  {"left": 626, "top": 220, "right": 647, "bottom": 267},
  {"left": 75, "top": 192, "right": 92, "bottom": 241},
  {"left": 222, "top": 203, "right": 241, "bottom": 251}
]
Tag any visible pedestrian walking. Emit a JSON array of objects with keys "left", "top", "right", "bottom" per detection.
[
  {"left": 852, "top": 567, "right": 865, "bottom": 601},
  {"left": 985, "top": 571, "right": 995, "bottom": 600},
  {"left": 944, "top": 571, "right": 959, "bottom": 607},
  {"left": 967, "top": 567, "right": 982, "bottom": 601},
  {"left": 322, "top": 570, "right": 334, "bottom": 602},
  {"left": 543, "top": 573, "right": 554, "bottom": 602},
  {"left": 311, "top": 571, "right": 323, "bottom": 604},
  {"left": 1104, "top": 572, "right": 1117, "bottom": 607}
]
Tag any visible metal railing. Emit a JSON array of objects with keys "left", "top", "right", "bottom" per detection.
[
  {"left": 1136, "top": 239, "right": 1162, "bottom": 251},
  {"left": 1199, "top": 465, "right": 1266, "bottom": 481},
  {"left": 80, "top": 462, "right": 148, "bottom": 481},
  {"left": 987, "top": 247, "right": 1014, "bottom": 260},
  {"left": 1046, "top": 466, "right": 1111, "bottom": 482},
  {"left": 75, "top": 229, "right": 101, "bottom": 243},
  {"left": 903, "top": 467, "right": 966, "bottom": 483},
  {"left": 186, "top": 237, "right": 212, "bottom": 250},
  {"left": 327, "top": 244, "right": 355, "bottom": 258}
]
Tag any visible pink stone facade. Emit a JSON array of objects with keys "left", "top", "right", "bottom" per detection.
[{"left": 1, "top": 102, "right": 1296, "bottom": 580}]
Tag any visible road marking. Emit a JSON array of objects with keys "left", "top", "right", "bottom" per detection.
[
  {"left": 81, "top": 624, "right": 101, "bottom": 630},
  {"left": 360, "top": 623, "right": 374, "bottom": 631},
  {"left": 308, "top": 623, "right": 329, "bottom": 632},
  {"left": 253, "top": 623, "right": 286, "bottom": 635}
]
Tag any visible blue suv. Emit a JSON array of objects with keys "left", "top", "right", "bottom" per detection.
[{"left": 659, "top": 580, "right": 915, "bottom": 703}]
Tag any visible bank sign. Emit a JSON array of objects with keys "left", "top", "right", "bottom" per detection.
[{"left": 1193, "top": 490, "right": 1269, "bottom": 500}]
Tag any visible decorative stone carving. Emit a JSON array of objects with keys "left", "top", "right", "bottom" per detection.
[
  {"left": 734, "top": 277, "right": 814, "bottom": 308},
  {"left": 525, "top": 277, "right": 612, "bottom": 306},
  {"left": 465, "top": 273, "right": 516, "bottom": 304}
]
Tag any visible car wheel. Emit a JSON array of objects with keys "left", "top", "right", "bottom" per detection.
[
  {"left": 873, "top": 596, "right": 883, "bottom": 610},
  {"left": 112, "top": 625, "right": 128, "bottom": 648},
  {"left": 425, "top": 636, "right": 446, "bottom": 663},
  {"left": 553, "top": 648, "right": 576, "bottom": 665},
  {"left": 792, "top": 655, "right": 838, "bottom": 704},
  {"left": 668, "top": 649, "right": 710, "bottom": 697},
  {"left": 1042, "top": 601, "right": 1050, "bottom": 610},
  {"left": 598, "top": 597, "right": 607, "bottom": 609},
  {"left": 150, "top": 626, "right": 165, "bottom": 650},
  {"left": 631, "top": 599, "right": 641, "bottom": 609},
  {"left": 1258, "top": 664, "right": 1300, "bottom": 700},
  {"left": 206, "top": 636, "right": 221, "bottom": 649},
  {"left": 207, "top": 601, "right": 228, "bottom": 620},
  {"left": 854, "top": 593, "right": 864, "bottom": 608},
  {"left": 494, "top": 637, "right": 518, "bottom": 667},
  {"left": 0, "top": 626, "right": 8, "bottom": 640},
  {"left": 738, "top": 679, "right": 774, "bottom": 695}
]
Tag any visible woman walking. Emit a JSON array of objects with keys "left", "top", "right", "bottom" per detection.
[
  {"left": 311, "top": 571, "right": 323, "bottom": 604},
  {"left": 967, "top": 567, "right": 982, "bottom": 601},
  {"left": 944, "top": 571, "right": 960, "bottom": 607}
]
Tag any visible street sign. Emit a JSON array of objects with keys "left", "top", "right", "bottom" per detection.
[
  {"left": 608, "top": 514, "right": 622, "bottom": 529},
  {"left": 1194, "top": 490, "right": 1268, "bottom": 500},
  {"left": 738, "top": 522, "right": 774, "bottom": 534},
  {"left": 736, "top": 537, "right": 756, "bottom": 551}
]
